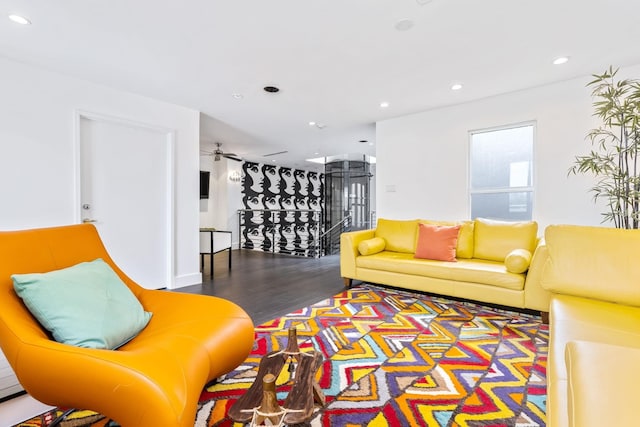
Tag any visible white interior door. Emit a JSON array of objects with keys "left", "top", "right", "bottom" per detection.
[{"left": 78, "top": 113, "right": 173, "bottom": 289}]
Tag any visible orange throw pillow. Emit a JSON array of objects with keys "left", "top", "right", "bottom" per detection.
[{"left": 414, "top": 223, "right": 461, "bottom": 262}]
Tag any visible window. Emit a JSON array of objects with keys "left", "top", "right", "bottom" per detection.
[{"left": 469, "top": 123, "right": 534, "bottom": 220}]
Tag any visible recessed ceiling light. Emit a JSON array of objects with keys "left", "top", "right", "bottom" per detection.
[
  {"left": 395, "top": 19, "right": 414, "bottom": 31},
  {"left": 8, "top": 14, "right": 31, "bottom": 25},
  {"left": 232, "top": 93, "right": 243, "bottom": 99},
  {"left": 308, "top": 121, "right": 316, "bottom": 126},
  {"left": 451, "top": 83, "right": 463, "bottom": 91},
  {"left": 553, "top": 56, "right": 570, "bottom": 65},
  {"left": 263, "top": 85, "right": 280, "bottom": 93},
  {"left": 306, "top": 157, "right": 327, "bottom": 164},
  {"left": 380, "top": 101, "right": 390, "bottom": 108}
]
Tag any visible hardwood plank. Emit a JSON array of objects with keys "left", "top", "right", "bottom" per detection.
[{"left": 176, "top": 250, "right": 345, "bottom": 325}]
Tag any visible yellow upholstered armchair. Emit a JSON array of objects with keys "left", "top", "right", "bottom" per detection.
[{"left": 0, "top": 224, "right": 255, "bottom": 427}]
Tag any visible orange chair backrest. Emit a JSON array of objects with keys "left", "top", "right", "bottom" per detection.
[{"left": 0, "top": 224, "right": 143, "bottom": 367}]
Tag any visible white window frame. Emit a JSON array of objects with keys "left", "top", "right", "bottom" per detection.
[{"left": 468, "top": 121, "right": 536, "bottom": 220}]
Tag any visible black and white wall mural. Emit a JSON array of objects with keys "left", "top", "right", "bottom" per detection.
[{"left": 241, "top": 161, "right": 324, "bottom": 257}]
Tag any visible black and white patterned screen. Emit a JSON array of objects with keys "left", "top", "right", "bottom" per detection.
[{"left": 241, "top": 162, "right": 324, "bottom": 256}]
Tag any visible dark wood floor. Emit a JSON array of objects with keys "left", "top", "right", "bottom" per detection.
[{"left": 177, "top": 250, "right": 346, "bottom": 325}]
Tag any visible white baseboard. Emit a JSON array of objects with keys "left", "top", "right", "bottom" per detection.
[
  {"left": 172, "top": 272, "right": 202, "bottom": 289},
  {"left": 0, "top": 393, "right": 53, "bottom": 426}
]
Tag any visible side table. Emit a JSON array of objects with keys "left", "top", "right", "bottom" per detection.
[{"left": 199, "top": 229, "right": 232, "bottom": 277}]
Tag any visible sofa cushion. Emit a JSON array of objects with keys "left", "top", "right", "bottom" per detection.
[
  {"left": 420, "top": 220, "right": 474, "bottom": 258},
  {"left": 12, "top": 258, "right": 152, "bottom": 349},
  {"left": 456, "top": 221, "right": 474, "bottom": 259},
  {"left": 473, "top": 218, "right": 538, "bottom": 262},
  {"left": 548, "top": 294, "right": 640, "bottom": 387},
  {"left": 547, "top": 294, "right": 640, "bottom": 427},
  {"left": 358, "top": 237, "right": 386, "bottom": 256},
  {"left": 414, "top": 223, "right": 460, "bottom": 262},
  {"left": 357, "top": 252, "right": 525, "bottom": 290},
  {"left": 565, "top": 340, "right": 640, "bottom": 427},
  {"left": 374, "top": 218, "right": 418, "bottom": 253},
  {"left": 504, "top": 249, "right": 532, "bottom": 273}
]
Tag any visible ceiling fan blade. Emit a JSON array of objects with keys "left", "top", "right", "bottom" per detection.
[
  {"left": 225, "top": 155, "right": 243, "bottom": 162},
  {"left": 263, "top": 150, "right": 288, "bottom": 157},
  {"left": 203, "top": 142, "right": 242, "bottom": 161}
]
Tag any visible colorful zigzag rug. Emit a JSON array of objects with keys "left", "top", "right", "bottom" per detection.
[{"left": 16, "top": 284, "right": 548, "bottom": 426}]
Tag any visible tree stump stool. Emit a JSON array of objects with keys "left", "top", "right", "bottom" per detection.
[{"left": 228, "top": 327, "right": 325, "bottom": 426}]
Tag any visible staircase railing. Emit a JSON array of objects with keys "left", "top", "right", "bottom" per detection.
[{"left": 318, "top": 215, "right": 352, "bottom": 256}]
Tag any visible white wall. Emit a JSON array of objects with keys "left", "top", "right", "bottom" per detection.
[
  {"left": 375, "top": 65, "right": 640, "bottom": 230},
  {"left": 199, "top": 157, "right": 243, "bottom": 248},
  {"left": 226, "top": 161, "right": 244, "bottom": 248},
  {"left": 199, "top": 156, "right": 217, "bottom": 227},
  {"left": 0, "top": 57, "right": 201, "bottom": 287}
]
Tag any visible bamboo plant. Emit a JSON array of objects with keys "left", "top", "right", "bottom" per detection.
[{"left": 569, "top": 66, "right": 640, "bottom": 229}]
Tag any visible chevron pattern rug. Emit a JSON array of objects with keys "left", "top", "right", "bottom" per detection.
[
  {"left": 16, "top": 284, "right": 548, "bottom": 426},
  {"left": 199, "top": 284, "right": 547, "bottom": 426}
]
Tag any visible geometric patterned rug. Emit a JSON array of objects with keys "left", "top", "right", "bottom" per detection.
[
  {"left": 15, "top": 284, "right": 548, "bottom": 426},
  {"left": 199, "top": 284, "right": 548, "bottom": 426}
]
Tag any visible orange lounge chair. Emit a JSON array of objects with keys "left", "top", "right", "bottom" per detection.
[{"left": 0, "top": 224, "right": 255, "bottom": 427}]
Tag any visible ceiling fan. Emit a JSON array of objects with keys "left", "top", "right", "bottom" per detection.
[{"left": 202, "top": 142, "right": 242, "bottom": 162}]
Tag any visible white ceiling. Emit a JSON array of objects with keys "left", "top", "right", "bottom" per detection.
[{"left": 3, "top": 0, "right": 640, "bottom": 171}]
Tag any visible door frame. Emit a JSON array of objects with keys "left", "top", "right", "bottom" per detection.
[{"left": 73, "top": 109, "right": 176, "bottom": 288}]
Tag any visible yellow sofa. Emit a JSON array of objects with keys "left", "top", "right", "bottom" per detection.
[
  {"left": 541, "top": 225, "right": 640, "bottom": 427},
  {"left": 340, "top": 218, "right": 551, "bottom": 314},
  {"left": 0, "top": 224, "right": 255, "bottom": 427}
]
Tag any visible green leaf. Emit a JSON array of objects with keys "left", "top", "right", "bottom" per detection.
[{"left": 572, "top": 66, "right": 640, "bottom": 228}]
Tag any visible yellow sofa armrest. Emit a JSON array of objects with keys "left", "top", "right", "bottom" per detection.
[
  {"left": 340, "top": 229, "right": 375, "bottom": 280},
  {"left": 523, "top": 238, "right": 552, "bottom": 312},
  {"left": 565, "top": 340, "right": 640, "bottom": 427}
]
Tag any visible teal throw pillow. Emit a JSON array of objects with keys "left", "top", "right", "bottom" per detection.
[{"left": 12, "top": 258, "right": 152, "bottom": 349}]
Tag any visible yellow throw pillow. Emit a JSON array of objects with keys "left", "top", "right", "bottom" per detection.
[
  {"left": 505, "top": 249, "right": 533, "bottom": 273},
  {"left": 358, "top": 237, "right": 386, "bottom": 256},
  {"left": 474, "top": 218, "right": 538, "bottom": 262},
  {"left": 374, "top": 218, "right": 419, "bottom": 253},
  {"left": 456, "top": 221, "right": 474, "bottom": 259}
]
